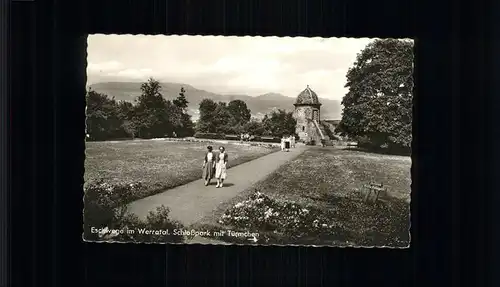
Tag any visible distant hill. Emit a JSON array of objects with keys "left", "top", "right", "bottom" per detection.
[{"left": 88, "top": 82, "right": 342, "bottom": 121}]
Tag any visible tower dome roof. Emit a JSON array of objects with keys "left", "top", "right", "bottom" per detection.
[{"left": 295, "top": 85, "right": 321, "bottom": 106}]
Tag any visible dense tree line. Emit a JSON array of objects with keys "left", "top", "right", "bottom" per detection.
[
  {"left": 86, "top": 78, "right": 194, "bottom": 141},
  {"left": 196, "top": 98, "right": 296, "bottom": 137},
  {"left": 86, "top": 78, "right": 297, "bottom": 141},
  {"left": 336, "top": 38, "right": 414, "bottom": 153}
]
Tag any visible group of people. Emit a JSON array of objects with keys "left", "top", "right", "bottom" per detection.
[
  {"left": 240, "top": 133, "right": 254, "bottom": 142},
  {"left": 202, "top": 145, "right": 228, "bottom": 188},
  {"left": 280, "top": 135, "right": 296, "bottom": 152}
]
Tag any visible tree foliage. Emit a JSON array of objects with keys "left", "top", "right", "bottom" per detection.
[
  {"left": 114, "top": 100, "right": 136, "bottom": 137},
  {"left": 213, "top": 102, "right": 233, "bottom": 133},
  {"left": 196, "top": 99, "right": 294, "bottom": 137},
  {"left": 132, "top": 78, "right": 175, "bottom": 139},
  {"left": 173, "top": 87, "right": 189, "bottom": 110},
  {"left": 227, "top": 99, "right": 252, "bottom": 126},
  {"left": 196, "top": 98, "right": 219, "bottom": 133},
  {"left": 262, "top": 109, "right": 297, "bottom": 137},
  {"left": 337, "top": 39, "right": 414, "bottom": 150},
  {"left": 86, "top": 76, "right": 300, "bottom": 141},
  {"left": 86, "top": 89, "right": 124, "bottom": 140},
  {"left": 85, "top": 78, "right": 195, "bottom": 141},
  {"left": 243, "top": 119, "right": 266, "bottom": 136},
  {"left": 196, "top": 99, "right": 251, "bottom": 135},
  {"left": 173, "top": 87, "right": 195, "bottom": 137}
]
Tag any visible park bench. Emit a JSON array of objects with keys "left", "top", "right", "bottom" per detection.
[
  {"left": 261, "top": 136, "right": 280, "bottom": 143},
  {"left": 362, "top": 182, "right": 386, "bottom": 203},
  {"left": 347, "top": 142, "right": 358, "bottom": 149},
  {"left": 225, "top": 134, "right": 240, "bottom": 141}
]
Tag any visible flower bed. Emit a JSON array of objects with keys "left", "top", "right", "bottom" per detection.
[
  {"left": 218, "top": 191, "right": 343, "bottom": 241},
  {"left": 83, "top": 180, "right": 185, "bottom": 243},
  {"left": 84, "top": 179, "right": 149, "bottom": 209}
]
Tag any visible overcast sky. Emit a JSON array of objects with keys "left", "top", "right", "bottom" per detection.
[{"left": 87, "top": 35, "right": 376, "bottom": 101}]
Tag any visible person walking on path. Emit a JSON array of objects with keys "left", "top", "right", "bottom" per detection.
[
  {"left": 215, "top": 146, "right": 228, "bottom": 188},
  {"left": 284, "top": 135, "right": 290, "bottom": 152},
  {"left": 202, "top": 146, "right": 216, "bottom": 186},
  {"left": 126, "top": 144, "right": 307, "bottom": 225}
]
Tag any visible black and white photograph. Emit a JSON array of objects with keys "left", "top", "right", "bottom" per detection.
[{"left": 84, "top": 35, "right": 413, "bottom": 247}]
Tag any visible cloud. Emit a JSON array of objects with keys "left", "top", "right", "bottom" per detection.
[
  {"left": 108, "top": 68, "right": 154, "bottom": 79},
  {"left": 86, "top": 35, "right": 397, "bottom": 100},
  {"left": 87, "top": 61, "right": 123, "bottom": 73}
]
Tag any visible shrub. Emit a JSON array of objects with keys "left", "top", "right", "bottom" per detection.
[
  {"left": 250, "top": 135, "right": 261, "bottom": 142},
  {"left": 219, "top": 124, "right": 244, "bottom": 135},
  {"left": 83, "top": 180, "right": 185, "bottom": 243},
  {"left": 224, "top": 134, "right": 240, "bottom": 140},
  {"left": 217, "top": 191, "right": 410, "bottom": 246},
  {"left": 83, "top": 180, "right": 145, "bottom": 230},
  {"left": 143, "top": 205, "right": 184, "bottom": 242},
  {"left": 249, "top": 142, "right": 276, "bottom": 149},
  {"left": 306, "top": 140, "right": 316, "bottom": 146},
  {"left": 194, "top": 132, "right": 225, "bottom": 139},
  {"left": 261, "top": 136, "right": 281, "bottom": 143},
  {"left": 219, "top": 191, "right": 338, "bottom": 239}
]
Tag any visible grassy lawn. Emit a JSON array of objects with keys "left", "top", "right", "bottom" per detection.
[
  {"left": 85, "top": 139, "right": 279, "bottom": 197},
  {"left": 193, "top": 146, "right": 411, "bottom": 247}
]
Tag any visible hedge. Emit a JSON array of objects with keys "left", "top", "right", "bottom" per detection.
[{"left": 193, "top": 132, "right": 225, "bottom": 139}]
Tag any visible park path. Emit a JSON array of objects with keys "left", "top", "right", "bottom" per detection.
[{"left": 126, "top": 145, "right": 306, "bottom": 226}]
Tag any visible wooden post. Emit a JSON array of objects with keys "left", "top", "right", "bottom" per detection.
[
  {"left": 363, "top": 185, "right": 371, "bottom": 202},
  {"left": 363, "top": 182, "right": 385, "bottom": 203}
]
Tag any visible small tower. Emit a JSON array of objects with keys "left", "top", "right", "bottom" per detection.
[{"left": 293, "top": 85, "right": 325, "bottom": 144}]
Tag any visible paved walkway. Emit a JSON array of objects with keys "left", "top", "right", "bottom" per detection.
[{"left": 126, "top": 145, "right": 306, "bottom": 226}]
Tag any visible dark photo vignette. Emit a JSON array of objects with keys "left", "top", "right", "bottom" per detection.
[
  {"left": 8, "top": 0, "right": 490, "bottom": 286},
  {"left": 491, "top": 2, "right": 500, "bottom": 286},
  {"left": 0, "top": 1, "right": 10, "bottom": 287}
]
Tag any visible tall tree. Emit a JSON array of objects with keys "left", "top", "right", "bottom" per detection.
[
  {"left": 173, "top": 87, "right": 189, "bottom": 110},
  {"left": 243, "top": 118, "right": 265, "bottom": 136},
  {"left": 337, "top": 39, "right": 414, "bottom": 150},
  {"left": 213, "top": 102, "right": 233, "bottom": 134},
  {"left": 116, "top": 100, "right": 135, "bottom": 121},
  {"left": 133, "top": 78, "right": 174, "bottom": 138},
  {"left": 227, "top": 99, "right": 251, "bottom": 126},
  {"left": 172, "top": 87, "right": 194, "bottom": 137},
  {"left": 116, "top": 100, "right": 136, "bottom": 138},
  {"left": 262, "top": 109, "right": 297, "bottom": 137},
  {"left": 197, "top": 98, "right": 218, "bottom": 133},
  {"left": 86, "top": 89, "right": 122, "bottom": 140}
]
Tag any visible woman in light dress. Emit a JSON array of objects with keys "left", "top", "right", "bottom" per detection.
[
  {"left": 215, "top": 146, "right": 229, "bottom": 188},
  {"left": 281, "top": 136, "right": 286, "bottom": 151},
  {"left": 202, "top": 146, "right": 216, "bottom": 186},
  {"left": 290, "top": 135, "right": 295, "bottom": 148}
]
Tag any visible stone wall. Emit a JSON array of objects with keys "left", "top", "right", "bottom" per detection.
[{"left": 294, "top": 105, "right": 323, "bottom": 143}]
